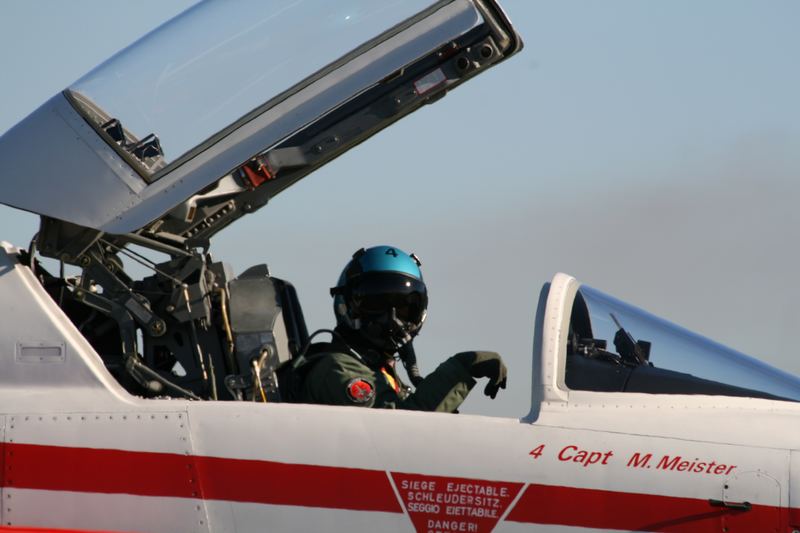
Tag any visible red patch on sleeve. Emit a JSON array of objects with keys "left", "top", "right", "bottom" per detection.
[{"left": 346, "top": 378, "right": 375, "bottom": 404}]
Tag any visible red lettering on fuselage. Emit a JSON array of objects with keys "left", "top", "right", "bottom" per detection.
[
  {"left": 626, "top": 452, "right": 652, "bottom": 468},
  {"left": 557, "top": 445, "right": 613, "bottom": 467},
  {"left": 656, "top": 455, "right": 736, "bottom": 475}
]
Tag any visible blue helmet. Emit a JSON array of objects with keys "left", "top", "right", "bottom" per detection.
[{"left": 331, "top": 246, "right": 427, "bottom": 352}]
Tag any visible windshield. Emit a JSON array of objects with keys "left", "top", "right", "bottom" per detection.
[
  {"left": 565, "top": 285, "right": 800, "bottom": 401},
  {"left": 67, "top": 0, "right": 443, "bottom": 176}
]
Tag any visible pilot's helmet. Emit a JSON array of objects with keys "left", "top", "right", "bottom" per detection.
[{"left": 330, "top": 245, "right": 427, "bottom": 353}]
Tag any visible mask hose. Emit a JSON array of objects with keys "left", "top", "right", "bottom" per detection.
[{"left": 399, "top": 341, "right": 424, "bottom": 386}]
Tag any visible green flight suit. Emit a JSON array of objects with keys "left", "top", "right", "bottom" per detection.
[{"left": 300, "top": 351, "right": 476, "bottom": 413}]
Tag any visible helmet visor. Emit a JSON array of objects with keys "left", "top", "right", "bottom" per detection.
[{"left": 349, "top": 273, "right": 427, "bottom": 324}]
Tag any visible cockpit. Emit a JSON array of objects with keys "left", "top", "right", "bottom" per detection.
[
  {"left": 0, "top": 0, "right": 523, "bottom": 404},
  {"left": 540, "top": 273, "right": 800, "bottom": 404}
]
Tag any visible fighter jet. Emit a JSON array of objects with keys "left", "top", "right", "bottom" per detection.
[{"left": 0, "top": 1, "right": 797, "bottom": 532}]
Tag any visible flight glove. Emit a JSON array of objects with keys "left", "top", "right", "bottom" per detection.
[{"left": 454, "top": 351, "right": 507, "bottom": 399}]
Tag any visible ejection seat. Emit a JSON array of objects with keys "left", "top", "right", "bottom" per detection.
[{"left": 225, "top": 265, "right": 309, "bottom": 401}]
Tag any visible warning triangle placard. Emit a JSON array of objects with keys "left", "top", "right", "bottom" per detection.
[{"left": 391, "top": 472, "right": 523, "bottom": 533}]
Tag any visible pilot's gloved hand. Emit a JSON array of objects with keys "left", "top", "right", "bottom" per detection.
[{"left": 454, "top": 351, "right": 507, "bottom": 399}]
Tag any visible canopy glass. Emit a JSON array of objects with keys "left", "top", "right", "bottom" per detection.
[
  {"left": 566, "top": 285, "right": 800, "bottom": 401},
  {"left": 68, "top": 0, "right": 442, "bottom": 175}
]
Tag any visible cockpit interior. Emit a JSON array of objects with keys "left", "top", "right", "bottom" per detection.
[{"left": 564, "top": 284, "right": 800, "bottom": 402}]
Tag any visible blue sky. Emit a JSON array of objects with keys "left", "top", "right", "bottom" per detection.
[{"left": 1, "top": 1, "right": 799, "bottom": 416}]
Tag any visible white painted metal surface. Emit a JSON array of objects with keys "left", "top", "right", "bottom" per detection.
[{"left": 0, "top": 243, "right": 128, "bottom": 400}]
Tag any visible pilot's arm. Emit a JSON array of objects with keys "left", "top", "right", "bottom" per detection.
[
  {"left": 398, "top": 351, "right": 507, "bottom": 412},
  {"left": 395, "top": 356, "right": 475, "bottom": 412}
]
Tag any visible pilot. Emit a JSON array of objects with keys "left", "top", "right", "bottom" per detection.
[{"left": 298, "top": 245, "right": 507, "bottom": 412}]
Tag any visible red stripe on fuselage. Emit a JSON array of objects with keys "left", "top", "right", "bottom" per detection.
[
  {"left": 2, "top": 443, "right": 793, "bottom": 531},
  {"left": 0, "top": 526, "right": 121, "bottom": 533},
  {"left": 506, "top": 483, "right": 783, "bottom": 532},
  {"left": 4, "top": 443, "right": 196, "bottom": 498},
  {"left": 3, "top": 443, "right": 400, "bottom": 513},
  {"left": 192, "top": 454, "right": 401, "bottom": 512}
]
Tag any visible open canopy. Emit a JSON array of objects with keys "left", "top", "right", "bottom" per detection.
[{"left": 0, "top": 0, "right": 520, "bottom": 241}]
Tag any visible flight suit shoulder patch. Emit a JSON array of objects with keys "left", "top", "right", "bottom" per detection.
[{"left": 346, "top": 378, "right": 375, "bottom": 404}]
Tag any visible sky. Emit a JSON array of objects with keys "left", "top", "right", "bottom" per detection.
[{"left": 1, "top": 1, "right": 799, "bottom": 417}]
